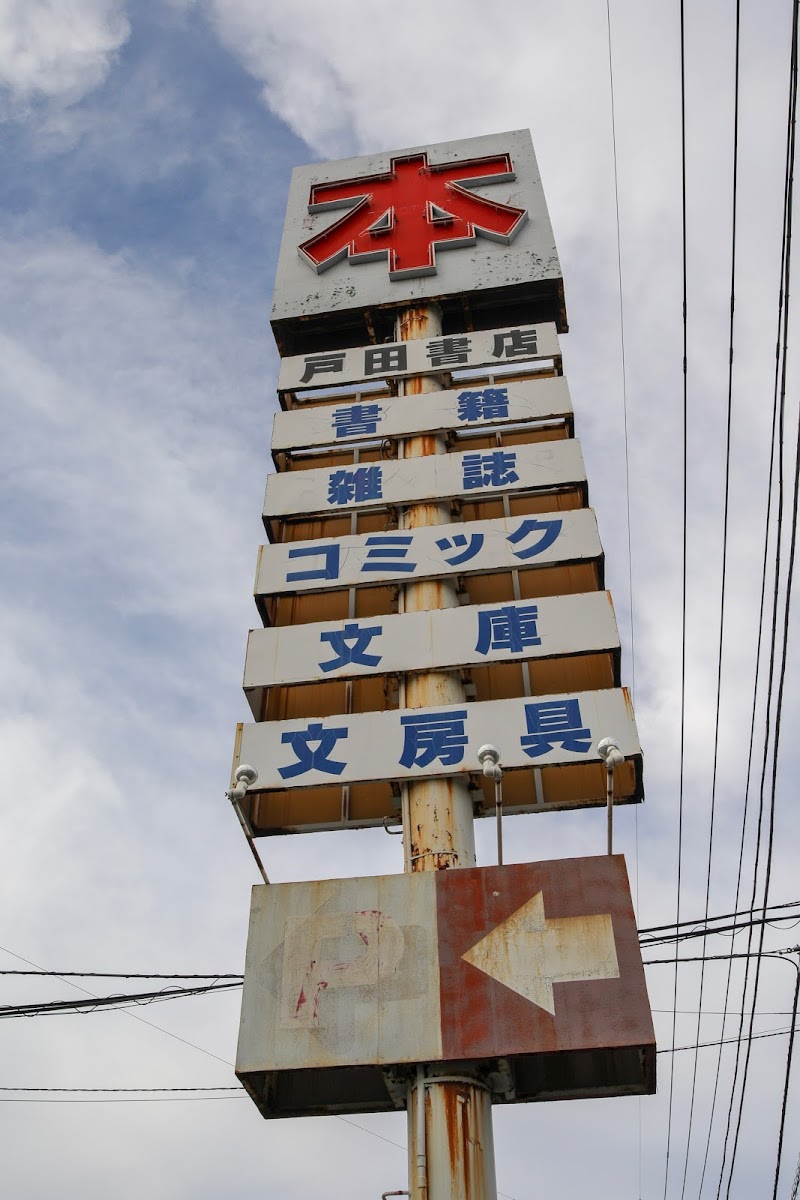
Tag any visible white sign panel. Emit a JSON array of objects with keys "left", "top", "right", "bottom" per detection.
[
  {"left": 277, "top": 322, "right": 560, "bottom": 393},
  {"left": 255, "top": 508, "right": 602, "bottom": 600},
  {"left": 271, "top": 129, "right": 561, "bottom": 324},
  {"left": 234, "top": 688, "right": 639, "bottom": 793},
  {"left": 244, "top": 591, "right": 619, "bottom": 690},
  {"left": 237, "top": 872, "right": 442, "bottom": 1076},
  {"left": 271, "top": 376, "right": 572, "bottom": 454},
  {"left": 264, "top": 439, "right": 586, "bottom": 525}
]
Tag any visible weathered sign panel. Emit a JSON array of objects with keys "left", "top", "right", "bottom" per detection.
[
  {"left": 277, "top": 322, "right": 560, "bottom": 393},
  {"left": 255, "top": 508, "right": 602, "bottom": 602},
  {"left": 272, "top": 376, "right": 572, "bottom": 454},
  {"left": 271, "top": 129, "right": 563, "bottom": 354},
  {"left": 244, "top": 591, "right": 619, "bottom": 691},
  {"left": 236, "top": 855, "right": 655, "bottom": 1117},
  {"left": 264, "top": 439, "right": 586, "bottom": 526},
  {"left": 233, "top": 687, "right": 640, "bottom": 793}
]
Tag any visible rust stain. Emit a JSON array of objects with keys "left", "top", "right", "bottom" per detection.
[
  {"left": 439, "top": 1082, "right": 487, "bottom": 1198},
  {"left": 397, "top": 305, "right": 434, "bottom": 344},
  {"left": 443, "top": 1084, "right": 461, "bottom": 1179}
]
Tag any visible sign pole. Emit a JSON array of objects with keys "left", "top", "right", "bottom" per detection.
[
  {"left": 232, "top": 130, "right": 654, "bottom": 1188},
  {"left": 396, "top": 303, "right": 498, "bottom": 1200}
]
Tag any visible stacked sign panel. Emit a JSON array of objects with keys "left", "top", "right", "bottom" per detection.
[
  {"left": 232, "top": 131, "right": 654, "bottom": 1116},
  {"left": 234, "top": 339, "right": 643, "bottom": 832}
]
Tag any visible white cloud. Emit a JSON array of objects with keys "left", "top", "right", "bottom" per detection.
[
  {"left": 0, "top": 228, "right": 269, "bottom": 628},
  {"left": 0, "top": 0, "right": 129, "bottom": 110}
]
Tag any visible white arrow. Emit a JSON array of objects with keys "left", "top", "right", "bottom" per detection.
[{"left": 461, "top": 891, "right": 620, "bottom": 1015}]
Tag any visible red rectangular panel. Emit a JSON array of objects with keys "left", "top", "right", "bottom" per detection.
[{"left": 437, "top": 855, "right": 654, "bottom": 1063}]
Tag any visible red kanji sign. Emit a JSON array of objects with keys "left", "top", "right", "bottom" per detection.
[{"left": 298, "top": 152, "right": 528, "bottom": 279}]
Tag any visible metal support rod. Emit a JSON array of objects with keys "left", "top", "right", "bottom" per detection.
[
  {"left": 227, "top": 765, "right": 270, "bottom": 885},
  {"left": 478, "top": 745, "right": 503, "bottom": 867},
  {"left": 495, "top": 777, "right": 504, "bottom": 867},
  {"left": 396, "top": 304, "right": 496, "bottom": 1200},
  {"left": 228, "top": 796, "right": 270, "bottom": 885},
  {"left": 597, "top": 737, "right": 624, "bottom": 857},
  {"left": 415, "top": 1065, "right": 427, "bottom": 1199},
  {"left": 606, "top": 766, "right": 614, "bottom": 856}
]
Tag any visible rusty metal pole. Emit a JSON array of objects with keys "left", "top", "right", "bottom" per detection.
[{"left": 397, "top": 303, "right": 497, "bottom": 1200}]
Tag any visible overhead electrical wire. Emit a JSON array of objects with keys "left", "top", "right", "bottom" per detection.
[
  {"left": 5, "top": 1022, "right": 800, "bottom": 1090},
  {"left": 638, "top": 898, "right": 800, "bottom": 938},
  {"left": 641, "top": 906, "right": 800, "bottom": 950},
  {"left": 663, "top": 4, "right": 690, "bottom": 1193},
  {"left": 604, "top": 0, "right": 636, "bottom": 707},
  {"left": 0, "top": 1085, "right": 242, "bottom": 1093},
  {"left": 0, "top": 949, "right": 433, "bottom": 1175},
  {"left": 0, "top": 1094, "right": 247, "bottom": 1104},
  {"left": 604, "top": 10, "right": 642, "bottom": 1191},
  {"left": 771, "top": 962, "right": 800, "bottom": 1199},
  {"left": 663, "top": 1024, "right": 800, "bottom": 1056},
  {"left": 790, "top": 1151, "right": 800, "bottom": 1200},
  {"left": 0, "top": 943, "right": 236, "bottom": 1067},
  {"left": 2, "top": 903, "right": 798, "bottom": 1018},
  {"left": 678, "top": 6, "right": 742, "bottom": 1199},
  {"left": 703, "top": 388, "right": 780, "bottom": 1194},
  {"left": 0, "top": 980, "right": 243, "bottom": 1019},
  {"left": 718, "top": 7, "right": 800, "bottom": 1196},
  {"left": 0, "top": 970, "right": 243, "bottom": 979},
  {"left": 643, "top": 948, "right": 800, "bottom": 968}
]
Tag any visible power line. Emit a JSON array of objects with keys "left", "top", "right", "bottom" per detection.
[
  {"left": 604, "top": 0, "right": 636, "bottom": 707},
  {"left": 663, "top": 3, "right": 689, "bottom": 1195},
  {"left": 644, "top": 948, "right": 800, "bottom": 967},
  {"left": 790, "top": 1150, "right": 800, "bottom": 1200},
  {"left": 639, "top": 898, "right": 800, "bottom": 937},
  {"left": 772, "top": 962, "right": 800, "bottom": 1198},
  {"left": 0, "top": 980, "right": 243, "bottom": 1019},
  {"left": 0, "top": 944, "right": 235, "bottom": 1068},
  {"left": 4, "top": 1023, "right": 796, "bottom": 1097},
  {"left": 661, "top": 1023, "right": 800, "bottom": 1056},
  {"left": 0, "top": 971, "right": 243, "bottom": 979},
  {"left": 0, "top": 1095, "right": 247, "bottom": 1104},
  {"left": 0, "top": 947, "right": 415, "bottom": 1167},
  {"left": 681, "top": 7, "right": 741, "bottom": 1197},
  {"left": 0, "top": 1085, "right": 242, "bottom": 1093},
  {"left": 642, "top": 908, "right": 800, "bottom": 949},
  {"left": 2, "top": 906, "right": 797, "bottom": 1018},
  {"left": 653, "top": 1008, "right": 796, "bottom": 1017},
  {"left": 606, "top": 10, "right": 640, "bottom": 1190},
  {"left": 722, "top": 7, "right": 800, "bottom": 1192}
]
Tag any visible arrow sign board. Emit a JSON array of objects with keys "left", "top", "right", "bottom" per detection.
[
  {"left": 255, "top": 507, "right": 602, "bottom": 604},
  {"left": 271, "top": 375, "right": 573, "bottom": 454},
  {"left": 277, "top": 321, "right": 561, "bottom": 393},
  {"left": 236, "top": 855, "right": 656, "bottom": 1118},
  {"left": 461, "top": 890, "right": 618, "bottom": 1016},
  {"left": 243, "top": 590, "right": 620, "bottom": 696},
  {"left": 264, "top": 439, "right": 586, "bottom": 528}
]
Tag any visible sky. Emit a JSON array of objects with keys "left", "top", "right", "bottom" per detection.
[{"left": 1, "top": 1, "right": 799, "bottom": 1197}]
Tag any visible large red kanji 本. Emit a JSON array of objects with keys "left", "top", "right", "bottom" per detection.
[{"left": 298, "top": 152, "right": 528, "bottom": 279}]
